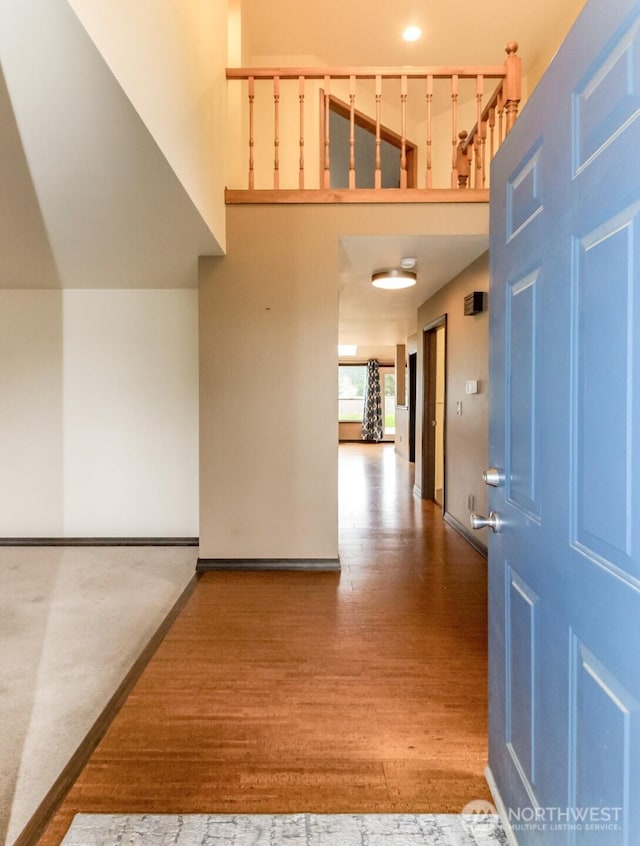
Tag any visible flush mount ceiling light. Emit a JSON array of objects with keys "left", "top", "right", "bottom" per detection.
[
  {"left": 402, "top": 25, "right": 422, "bottom": 42},
  {"left": 371, "top": 269, "right": 417, "bottom": 290}
]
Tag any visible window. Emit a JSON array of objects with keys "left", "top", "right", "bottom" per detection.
[
  {"left": 338, "top": 365, "right": 366, "bottom": 421},
  {"left": 384, "top": 372, "right": 396, "bottom": 435},
  {"left": 339, "top": 365, "right": 396, "bottom": 434}
]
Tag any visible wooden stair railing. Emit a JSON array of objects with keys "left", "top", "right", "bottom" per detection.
[
  {"left": 226, "top": 44, "right": 521, "bottom": 203},
  {"left": 457, "top": 42, "right": 521, "bottom": 189}
]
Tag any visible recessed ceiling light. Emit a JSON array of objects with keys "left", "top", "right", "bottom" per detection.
[
  {"left": 403, "top": 25, "right": 422, "bottom": 42},
  {"left": 371, "top": 269, "right": 417, "bottom": 290}
]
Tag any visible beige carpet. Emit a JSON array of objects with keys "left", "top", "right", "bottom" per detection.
[{"left": 0, "top": 546, "right": 196, "bottom": 846}]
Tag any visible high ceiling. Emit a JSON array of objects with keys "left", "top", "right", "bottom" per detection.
[
  {"left": 242, "top": 0, "right": 585, "bottom": 73},
  {"left": 1, "top": 0, "right": 588, "bottom": 332},
  {"left": 242, "top": 0, "right": 586, "bottom": 345}
]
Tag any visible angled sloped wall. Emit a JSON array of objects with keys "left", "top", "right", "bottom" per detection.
[
  {"left": 66, "top": 0, "right": 228, "bottom": 251},
  {"left": 0, "top": 0, "right": 221, "bottom": 290}
]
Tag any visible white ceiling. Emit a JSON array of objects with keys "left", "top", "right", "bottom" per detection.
[
  {"left": 242, "top": 0, "right": 586, "bottom": 346},
  {"left": 242, "top": 0, "right": 585, "bottom": 72},
  {"left": 338, "top": 233, "right": 488, "bottom": 345}
]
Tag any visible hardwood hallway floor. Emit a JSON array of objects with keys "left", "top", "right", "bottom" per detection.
[{"left": 38, "top": 444, "right": 491, "bottom": 845}]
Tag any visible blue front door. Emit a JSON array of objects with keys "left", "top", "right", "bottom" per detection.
[{"left": 488, "top": 1, "right": 640, "bottom": 843}]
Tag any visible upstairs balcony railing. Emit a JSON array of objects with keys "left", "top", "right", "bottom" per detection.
[{"left": 225, "top": 43, "right": 521, "bottom": 203}]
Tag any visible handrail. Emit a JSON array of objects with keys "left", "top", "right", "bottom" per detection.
[
  {"left": 458, "top": 42, "right": 521, "bottom": 189},
  {"left": 226, "top": 44, "right": 521, "bottom": 199},
  {"left": 226, "top": 65, "right": 509, "bottom": 81}
]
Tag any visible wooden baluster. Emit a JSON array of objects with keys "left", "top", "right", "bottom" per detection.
[
  {"left": 480, "top": 119, "right": 487, "bottom": 188},
  {"left": 425, "top": 75, "right": 433, "bottom": 188},
  {"left": 375, "top": 75, "right": 382, "bottom": 189},
  {"left": 450, "top": 74, "right": 459, "bottom": 188},
  {"left": 475, "top": 74, "right": 483, "bottom": 187},
  {"left": 227, "top": 61, "right": 518, "bottom": 197},
  {"left": 349, "top": 75, "right": 356, "bottom": 189},
  {"left": 504, "top": 41, "right": 521, "bottom": 133},
  {"left": 456, "top": 130, "right": 470, "bottom": 188},
  {"left": 474, "top": 135, "right": 482, "bottom": 188},
  {"left": 323, "top": 76, "right": 330, "bottom": 189},
  {"left": 298, "top": 75, "right": 305, "bottom": 189},
  {"left": 488, "top": 106, "right": 496, "bottom": 162},
  {"left": 400, "top": 74, "right": 408, "bottom": 189},
  {"left": 497, "top": 89, "right": 505, "bottom": 146},
  {"left": 248, "top": 76, "right": 255, "bottom": 190},
  {"left": 273, "top": 75, "right": 280, "bottom": 189}
]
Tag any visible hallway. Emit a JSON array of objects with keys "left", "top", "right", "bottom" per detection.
[{"left": 38, "top": 444, "right": 491, "bottom": 845}]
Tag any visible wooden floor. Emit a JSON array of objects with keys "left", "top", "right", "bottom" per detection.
[{"left": 38, "top": 444, "right": 490, "bottom": 845}]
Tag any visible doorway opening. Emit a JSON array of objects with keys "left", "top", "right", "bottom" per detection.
[{"left": 421, "top": 317, "right": 447, "bottom": 507}]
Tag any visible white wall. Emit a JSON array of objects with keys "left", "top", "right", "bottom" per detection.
[
  {"left": 526, "top": 0, "right": 587, "bottom": 92},
  {"left": 416, "top": 253, "right": 489, "bottom": 545},
  {"left": 66, "top": 0, "right": 228, "bottom": 251},
  {"left": 0, "top": 292, "right": 64, "bottom": 536},
  {"left": 0, "top": 290, "right": 199, "bottom": 538},
  {"left": 0, "top": 0, "right": 220, "bottom": 291},
  {"left": 199, "top": 205, "right": 340, "bottom": 560}
]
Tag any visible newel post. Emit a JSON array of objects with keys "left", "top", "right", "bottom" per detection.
[
  {"left": 504, "top": 42, "right": 521, "bottom": 133},
  {"left": 456, "top": 130, "right": 471, "bottom": 188}
]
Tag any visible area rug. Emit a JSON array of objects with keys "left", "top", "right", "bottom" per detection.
[{"left": 61, "top": 813, "right": 507, "bottom": 845}]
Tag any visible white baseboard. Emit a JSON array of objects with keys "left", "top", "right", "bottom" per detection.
[{"left": 485, "top": 766, "right": 520, "bottom": 846}]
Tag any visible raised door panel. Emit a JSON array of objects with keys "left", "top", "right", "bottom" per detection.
[{"left": 489, "top": 2, "right": 640, "bottom": 844}]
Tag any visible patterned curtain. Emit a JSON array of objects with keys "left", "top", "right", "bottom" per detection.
[{"left": 361, "top": 359, "right": 384, "bottom": 441}]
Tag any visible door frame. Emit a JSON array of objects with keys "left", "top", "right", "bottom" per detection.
[
  {"left": 421, "top": 315, "right": 447, "bottom": 508},
  {"left": 408, "top": 351, "right": 417, "bottom": 462}
]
